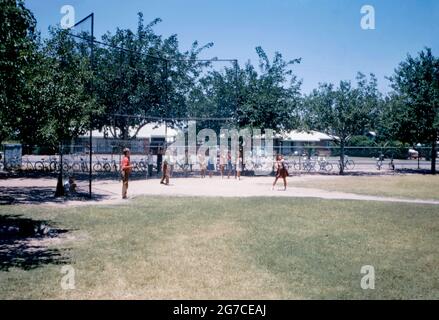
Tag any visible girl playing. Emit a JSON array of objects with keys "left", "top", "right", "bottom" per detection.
[{"left": 272, "top": 154, "right": 288, "bottom": 190}]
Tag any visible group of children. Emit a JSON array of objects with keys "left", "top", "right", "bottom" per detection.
[
  {"left": 120, "top": 148, "right": 288, "bottom": 199},
  {"left": 198, "top": 150, "right": 243, "bottom": 180}
]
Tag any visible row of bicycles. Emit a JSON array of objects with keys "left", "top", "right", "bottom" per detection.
[
  {"left": 285, "top": 156, "right": 356, "bottom": 173},
  {"left": 17, "top": 155, "right": 154, "bottom": 173},
  {"left": 2, "top": 154, "right": 371, "bottom": 174},
  {"left": 92, "top": 157, "right": 155, "bottom": 173},
  {"left": 218, "top": 156, "right": 354, "bottom": 174},
  {"left": 376, "top": 157, "right": 395, "bottom": 171}
]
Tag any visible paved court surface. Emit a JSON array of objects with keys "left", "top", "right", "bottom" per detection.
[{"left": 2, "top": 175, "right": 439, "bottom": 206}]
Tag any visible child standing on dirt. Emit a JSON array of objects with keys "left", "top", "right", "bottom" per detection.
[
  {"left": 272, "top": 154, "right": 288, "bottom": 191},
  {"left": 219, "top": 150, "right": 227, "bottom": 179},
  {"left": 160, "top": 160, "right": 170, "bottom": 185},
  {"left": 121, "top": 148, "right": 133, "bottom": 199},
  {"left": 207, "top": 151, "right": 215, "bottom": 178},
  {"left": 198, "top": 153, "right": 206, "bottom": 178},
  {"left": 235, "top": 152, "right": 243, "bottom": 181}
]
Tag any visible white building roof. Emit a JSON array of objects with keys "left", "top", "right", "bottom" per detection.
[
  {"left": 88, "top": 122, "right": 178, "bottom": 141},
  {"left": 282, "top": 130, "right": 336, "bottom": 142},
  {"left": 136, "top": 123, "right": 178, "bottom": 138},
  {"left": 85, "top": 126, "right": 336, "bottom": 143}
]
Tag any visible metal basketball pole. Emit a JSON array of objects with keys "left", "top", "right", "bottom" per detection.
[
  {"left": 89, "top": 13, "right": 94, "bottom": 198},
  {"left": 73, "top": 13, "right": 95, "bottom": 198}
]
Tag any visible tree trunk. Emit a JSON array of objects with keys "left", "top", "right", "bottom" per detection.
[
  {"left": 55, "top": 144, "right": 65, "bottom": 197},
  {"left": 431, "top": 138, "right": 437, "bottom": 175},
  {"left": 339, "top": 139, "right": 345, "bottom": 175},
  {"left": 121, "top": 122, "right": 129, "bottom": 141}
]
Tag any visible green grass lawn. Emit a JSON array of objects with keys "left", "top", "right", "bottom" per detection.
[
  {"left": 1, "top": 196, "right": 438, "bottom": 299},
  {"left": 299, "top": 174, "right": 439, "bottom": 200}
]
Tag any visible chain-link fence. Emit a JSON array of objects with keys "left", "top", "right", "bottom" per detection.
[
  {"left": 275, "top": 145, "right": 437, "bottom": 174},
  {"left": 1, "top": 144, "right": 438, "bottom": 176}
]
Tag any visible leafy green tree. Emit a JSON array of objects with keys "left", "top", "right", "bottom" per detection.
[
  {"left": 1, "top": 0, "right": 97, "bottom": 151},
  {"left": 187, "top": 61, "right": 238, "bottom": 133},
  {"left": 0, "top": 0, "right": 37, "bottom": 143},
  {"left": 387, "top": 48, "right": 439, "bottom": 173},
  {"left": 236, "top": 47, "right": 302, "bottom": 132},
  {"left": 94, "top": 13, "right": 212, "bottom": 139},
  {"left": 44, "top": 29, "right": 98, "bottom": 145},
  {"left": 16, "top": 28, "right": 99, "bottom": 151},
  {"left": 356, "top": 72, "right": 383, "bottom": 133},
  {"left": 304, "top": 74, "right": 378, "bottom": 174},
  {"left": 188, "top": 47, "right": 302, "bottom": 136}
]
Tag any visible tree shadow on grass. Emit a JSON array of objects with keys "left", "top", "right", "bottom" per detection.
[
  {"left": 0, "top": 215, "right": 70, "bottom": 271},
  {"left": 0, "top": 186, "right": 108, "bottom": 205},
  {"left": 338, "top": 171, "right": 395, "bottom": 176},
  {"left": 292, "top": 171, "right": 393, "bottom": 177},
  {"left": 394, "top": 168, "right": 435, "bottom": 175}
]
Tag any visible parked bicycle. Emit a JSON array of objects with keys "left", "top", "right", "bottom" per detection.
[
  {"left": 376, "top": 153, "right": 385, "bottom": 171},
  {"left": 338, "top": 156, "right": 355, "bottom": 171},
  {"left": 292, "top": 156, "right": 318, "bottom": 173},
  {"left": 21, "top": 156, "right": 35, "bottom": 171},
  {"left": 102, "top": 157, "right": 119, "bottom": 172},
  {"left": 61, "top": 157, "right": 73, "bottom": 172},
  {"left": 302, "top": 158, "right": 317, "bottom": 172},
  {"left": 292, "top": 156, "right": 307, "bottom": 171},
  {"left": 376, "top": 156, "right": 395, "bottom": 171},
  {"left": 317, "top": 157, "right": 333, "bottom": 172},
  {"left": 49, "top": 155, "right": 60, "bottom": 171},
  {"left": 71, "top": 157, "right": 89, "bottom": 173},
  {"left": 34, "top": 156, "right": 58, "bottom": 172},
  {"left": 136, "top": 158, "right": 148, "bottom": 172},
  {"left": 131, "top": 160, "right": 143, "bottom": 172},
  {"left": 93, "top": 156, "right": 105, "bottom": 172}
]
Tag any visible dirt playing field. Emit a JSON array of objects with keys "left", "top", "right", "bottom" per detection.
[{"left": 1, "top": 174, "right": 439, "bottom": 206}]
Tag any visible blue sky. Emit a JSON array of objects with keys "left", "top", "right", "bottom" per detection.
[{"left": 26, "top": 0, "right": 439, "bottom": 94}]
